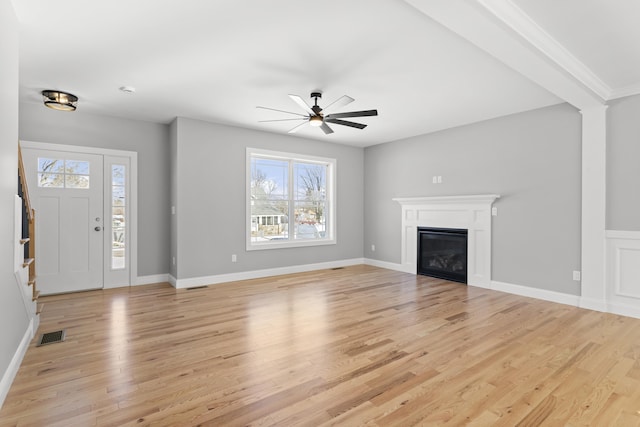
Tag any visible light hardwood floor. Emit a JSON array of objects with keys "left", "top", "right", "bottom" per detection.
[{"left": 2, "top": 265, "right": 640, "bottom": 426}]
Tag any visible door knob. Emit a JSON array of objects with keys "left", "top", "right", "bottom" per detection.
[{"left": 94, "top": 226, "right": 102, "bottom": 231}]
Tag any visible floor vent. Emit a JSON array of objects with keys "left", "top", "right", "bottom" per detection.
[
  {"left": 331, "top": 267, "right": 345, "bottom": 270},
  {"left": 186, "top": 286, "right": 208, "bottom": 290},
  {"left": 37, "top": 330, "right": 66, "bottom": 347}
]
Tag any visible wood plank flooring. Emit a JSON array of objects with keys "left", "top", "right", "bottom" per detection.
[{"left": 2, "top": 265, "right": 640, "bottom": 426}]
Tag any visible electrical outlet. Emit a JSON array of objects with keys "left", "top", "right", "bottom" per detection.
[
  {"left": 172, "top": 256, "right": 176, "bottom": 266},
  {"left": 232, "top": 254, "right": 237, "bottom": 263},
  {"left": 437, "top": 176, "right": 442, "bottom": 183},
  {"left": 432, "top": 176, "right": 437, "bottom": 184},
  {"left": 371, "top": 244, "right": 376, "bottom": 252},
  {"left": 573, "top": 270, "right": 581, "bottom": 281},
  {"left": 492, "top": 207, "right": 498, "bottom": 216},
  {"left": 171, "top": 206, "right": 176, "bottom": 215}
]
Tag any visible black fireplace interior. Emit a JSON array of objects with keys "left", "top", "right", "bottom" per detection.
[{"left": 417, "top": 227, "right": 468, "bottom": 284}]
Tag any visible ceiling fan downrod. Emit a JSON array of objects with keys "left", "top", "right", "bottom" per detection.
[{"left": 310, "top": 92, "right": 323, "bottom": 115}]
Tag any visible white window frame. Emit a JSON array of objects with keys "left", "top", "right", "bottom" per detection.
[
  {"left": 105, "top": 156, "right": 130, "bottom": 285},
  {"left": 246, "top": 148, "right": 336, "bottom": 251}
]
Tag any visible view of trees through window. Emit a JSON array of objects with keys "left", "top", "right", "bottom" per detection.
[
  {"left": 37, "top": 157, "right": 90, "bottom": 189},
  {"left": 250, "top": 154, "right": 330, "bottom": 243},
  {"left": 111, "top": 164, "right": 126, "bottom": 270}
]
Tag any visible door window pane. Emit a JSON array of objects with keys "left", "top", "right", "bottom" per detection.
[
  {"left": 37, "top": 157, "right": 90, "bottom": 189},
  {"left": 65, "top": 160, "right": 90, "bottom": 174},
  {"left": 111, "top": 164, "right": 126, "bottom": 270},
  {"left": 38, "top": 172, "right": 64, "bottom": 188},
  {"left": 38, "top": 157, "right": 64, "bottom": 173},
  {"left": 112, "top": 185, "right": 125, "bottom": 205},
  {"left": 112, "top": 164, "right": 125, "bottom": 185},
  {"left": 65, "top": 174, "right": 90, "bottom": 189}
]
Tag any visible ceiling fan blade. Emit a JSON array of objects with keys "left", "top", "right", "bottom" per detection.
[
  {"left": 288, "top": 94, "right": 315, "bottom": 115},
  {"left": 323, "top": 95, "right": 354, "bottom": 113},
  {"left": 320, "top": 122, "right": 334, "bottom": 135},
  {"left": 259, "top": 118, "right": 308, "bottom": 123},
  {"left": 256, "top": 106, "right": 307, "bottom": 117},
  {"left": 325, "top": 109, "right": 378, "bottom": 119},
  {"left": 325, "top": 118, "right": 367, "bottom": 129},
  {"left": 288, "top": 121, "right": 309, "bottom": 134}
]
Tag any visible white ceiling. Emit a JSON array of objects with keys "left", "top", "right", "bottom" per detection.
[{"left": 12, "top": 0, "right": 640, "bottom": 147}]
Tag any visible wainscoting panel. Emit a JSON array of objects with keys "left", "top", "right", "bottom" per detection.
[{"left": 606, "top": 230, "right": 640, "bottom": 318}]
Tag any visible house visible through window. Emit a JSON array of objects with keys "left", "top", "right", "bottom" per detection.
[{"left": 247, "top": 148, "right": 336, "bottom": 250}]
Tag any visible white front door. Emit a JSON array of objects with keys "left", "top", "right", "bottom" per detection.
[{"left": 22, "top": 148, "right": 104, "bottom": 295}]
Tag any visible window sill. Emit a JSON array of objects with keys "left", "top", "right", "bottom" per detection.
[{"left": 246, "top": 238, "right": 336, "bottom": 251}]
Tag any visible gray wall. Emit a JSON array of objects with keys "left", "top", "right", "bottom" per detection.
[
  {"left": 607, "top": 94, "right": 640, "bottom": 231},
  {"left": 364, "top": 103, "right": 582, "bottom": 295},
  {"left": 19, "top": 103, "right": 171, "bottom": 276},
  {"left": 172, "top": 118, "right": 364, "bottom": 280},
  {"left": 0, "top": 0, "right": 30, "bottom": 404}
]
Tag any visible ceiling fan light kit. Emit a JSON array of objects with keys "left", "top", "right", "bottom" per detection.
[
  {"left": 309, "top": 115, "right": 323, "bottom": 127},
  {"left": 42, "top": 90, "right": 78, "bottom": 111},
  {"left": 257, "top": 91, "right": 378, "bottom": 135}
]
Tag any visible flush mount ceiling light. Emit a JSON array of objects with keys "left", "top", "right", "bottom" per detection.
[{"left": 42, "top": 90, "right": 78, "bottom": 111}]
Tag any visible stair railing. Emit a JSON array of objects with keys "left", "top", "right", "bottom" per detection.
[{"left": 17, "top": 143, "right": 41, "bottom": 313}]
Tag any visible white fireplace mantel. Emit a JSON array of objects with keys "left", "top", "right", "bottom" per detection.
[{"left": 393, "top": 194, "right": 500, "bottom": 287}]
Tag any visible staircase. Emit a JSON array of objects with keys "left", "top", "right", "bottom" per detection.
[{"left": 17, "top": 144, "right": 42, "bottom": 322}]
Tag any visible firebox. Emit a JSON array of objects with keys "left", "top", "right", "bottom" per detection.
[{"left": 417, "top": 227, "right": 468, "bottom": 284}]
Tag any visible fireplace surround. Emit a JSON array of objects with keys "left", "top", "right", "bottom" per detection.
[{"left": 393, "top": 195, "right": 500, "bottom": 287}]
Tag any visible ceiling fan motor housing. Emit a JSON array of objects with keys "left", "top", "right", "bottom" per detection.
[{"left": 310, "top": 92, "right": 323, "bottom": 113}]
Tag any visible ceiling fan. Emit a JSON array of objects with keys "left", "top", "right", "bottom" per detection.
[{"left": 257, "top": 92, "right": 378, "bottom": 135}]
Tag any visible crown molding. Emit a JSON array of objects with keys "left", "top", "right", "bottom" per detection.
[
  {"left": 404, "top": 0, "right": 603, "bottom": 109},
  {"left": 608, "top": 82, "right": 640, "bottom": 100},
  {"left": 477, "top": 0, "right": 611, "bottom": 101}
]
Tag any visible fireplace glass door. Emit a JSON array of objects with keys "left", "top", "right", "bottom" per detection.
[{"left": 417, "top": 227, "right": 468, "bottom": 284}]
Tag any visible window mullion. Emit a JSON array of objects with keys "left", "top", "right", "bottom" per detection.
[{"left": 288, "top": 159, "right": 294, "bottom": 241}]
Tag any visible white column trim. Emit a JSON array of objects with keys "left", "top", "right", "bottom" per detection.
[{"left": 579, "top": 106, "right": 608, "bottom": 312}]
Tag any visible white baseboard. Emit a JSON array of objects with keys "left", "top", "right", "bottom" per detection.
[
  {"left": 363, "top": 261, "right": 583, "bottom": 310},
  {"left": 0, "top": 318, "right": 34, "bottom": 410},
  {"left": 491, "top": 280, "right": 581, "bottom": 307},
  {"left": 172, "top": 258, "right": 366, "bottom": 289},
  {"left": 606, "top": 301, "right": 640, "bottom": 319},
  {"left": 145, "top": 261, "right": 640, "bottom": 320},
  {"left": 579, "top": 297, "right": 608, "bottom": 313},
  {"left": 363, "top": 258, "right": 413, "bottom": 273},
  {"left": 136, "top": 274, "right": 170, "bottom": 286}
]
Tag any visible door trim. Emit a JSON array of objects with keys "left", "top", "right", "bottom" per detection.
[{"left": 20, "top": 140, "right": 138, "bottom": 289}]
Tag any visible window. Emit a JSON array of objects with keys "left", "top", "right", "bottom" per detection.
[
  {"left": 111, "top": 164, "right": 126, "bottom": 269},
  {"left": 37, "top": 157, "right": 90, "bottom": 188},
  {"left": 247, "top": 148, "right": 336, "bottom": 250}
]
